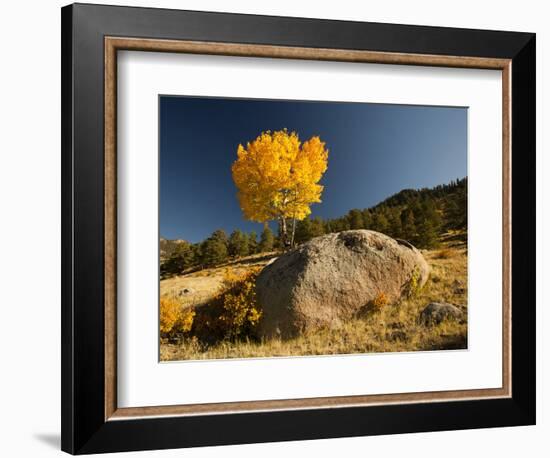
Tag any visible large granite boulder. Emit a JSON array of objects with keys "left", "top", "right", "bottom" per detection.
[{"left": 255, "top": 230, "right": 429, "bottom": 339}]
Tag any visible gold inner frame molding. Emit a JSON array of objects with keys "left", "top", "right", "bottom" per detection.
[{"left": 104, "top": 36, "right": 512, "bottom": 421}]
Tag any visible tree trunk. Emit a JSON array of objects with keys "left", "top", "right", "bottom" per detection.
[
  {"left": 279, "top": 216, "right": 289, "bottom": 249},
  {"left": 290, "top": 218, "right": 296, "bottom": 248}
]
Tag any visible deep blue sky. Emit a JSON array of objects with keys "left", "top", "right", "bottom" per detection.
[{"left": 160, "top": 96, "right": 467, "bottom": 242}]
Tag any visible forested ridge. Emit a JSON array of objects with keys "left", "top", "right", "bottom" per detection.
[{"left": 161, "top": 177, "right": 467, "bottom": 277}]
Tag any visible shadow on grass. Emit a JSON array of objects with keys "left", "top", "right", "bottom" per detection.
[{"left": 421, "top": 333, "right": 468, "bottom": 351}]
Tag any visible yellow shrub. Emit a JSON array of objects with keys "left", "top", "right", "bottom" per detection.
[
  {"left": 160, "top": 296, "right": 195, "bottom": 337},
  {"left": 160, "top": 297, "right": 180, "bottom": 334},
  {"left": 178, "top": 308, "right": 196, "bottom": 333},
  {"left": 406, "top": 266, "right": 422, "bottom": 298},
  {"left": 190, "top": 268, "right": 262, "bottom": 341},
  {"left": 371, "top": 292, "right": 389, "bottom": 312},
  {"left": 217, "top": 268, "right": 262, "bottom": 339}
]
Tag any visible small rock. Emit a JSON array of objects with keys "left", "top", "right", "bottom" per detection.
[
  {"left": 419, "top": 302, "right": 463, "bottom": 326},
  {"left": 179, "top": 288, "right": 194, "bottom": 296}
]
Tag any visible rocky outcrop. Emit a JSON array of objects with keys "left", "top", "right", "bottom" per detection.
[{"left": 255, "top": 230, "right": 429, "bottom": 339}]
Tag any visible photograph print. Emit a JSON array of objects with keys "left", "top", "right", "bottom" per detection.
[{"left": 159, "top": 95, "right": 468, "bottom": 361}]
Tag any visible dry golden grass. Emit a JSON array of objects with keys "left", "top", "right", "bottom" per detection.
[
  {"left": 160, "top": 241, "right": 467, "bottom": 361},
  {"left": 435, "top": 247, "right": 454, "bottom": 259},
  {"left": 160, "top": 252, "right": 278, "bottom": 308}
]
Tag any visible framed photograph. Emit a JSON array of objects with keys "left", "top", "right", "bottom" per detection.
[{"left": 61, "top": 3, "right": 536, "bottom": 454}]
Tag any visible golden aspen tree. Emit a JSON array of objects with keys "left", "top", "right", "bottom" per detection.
[{"left": 231, "top": 129, "right": 329, "bottom": 248}]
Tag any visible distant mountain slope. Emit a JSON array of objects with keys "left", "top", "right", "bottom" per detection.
[
  {"left": 160, "top": 178, "right": 468, "bottom": 277},
  {"left": 160, "top": 238, "right": 189, "bottom": 260},
  {"left": 373, "top": 178, "right": 467, "bottom": 211},
  {"left": 297, "top": 177, "right": 467, "bottom": 249}
]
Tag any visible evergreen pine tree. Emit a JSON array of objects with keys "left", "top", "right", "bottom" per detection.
[
  {"left": 348, "top": 209, "right": 364, "bottom": 230},
  {"left": 201, "top": 229, "right": 229, "bottom": 266},
  {"left": 414, "top": 199, "right": 441, "bottom": 248},
  {"left": 228, "top": 229, "right": 249, "bottom": 258},
  {"left": 248, "top": 231, "right": 258, "bottom": 254},
  {"left": 259, "top": 226, "right": 275, "bottom": 252},
  {"left": 400, "top": 208, "right": 416, "bottom": 242},
  {"left": 310, "top": 217, "right": 325, "bottom": 238},
  {"left": 294, "top": 218, "right": 313, "bottom": 244},
  {"left": 387, "top": 208, "right": 402, "bottom": 238},
  {"left": 372, "top": 211, "right": 389, "bottom": 234},
  {"left": 362, "top": 209, "right": 372, "bottom": 230}
]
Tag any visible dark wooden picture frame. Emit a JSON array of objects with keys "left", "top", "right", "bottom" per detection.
[{"left": 61, "top": 3, "right": 536, "bottom": 454}]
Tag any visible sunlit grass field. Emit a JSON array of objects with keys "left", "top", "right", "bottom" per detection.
[{"left": 160, "top": 234, "right": 467, "bottom": 361}]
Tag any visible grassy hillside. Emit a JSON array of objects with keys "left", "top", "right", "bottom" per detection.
[
  {"left": 160, "top": 252, "right": 278, "bottom": 310},
  {"left": 160, "top": 231, "right": 467, "bottom": 361},
  {"left": 159, "top": 178, "right": 468, "bottom": 361}
]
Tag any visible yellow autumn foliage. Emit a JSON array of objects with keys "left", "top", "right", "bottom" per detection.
[
  {"left": 371, "top": 292, "right": 389, "bottom": 312},
  {"left": 160, "top": 296, "right": 195, "bottom": 336},
  {"left": 231, "top": 129, "right": 329, "bottom": 224},
  {"left": 179, "top": 308, "right": 196, "bottom": 333},
  {"left": 217, "top": 268, "right": 262, "bottom": 339}
]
